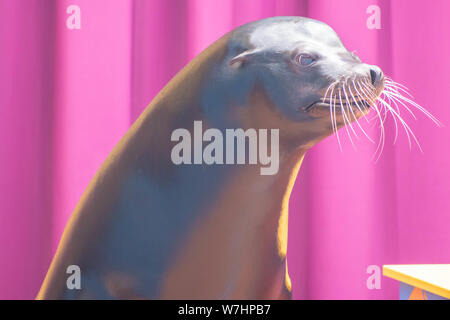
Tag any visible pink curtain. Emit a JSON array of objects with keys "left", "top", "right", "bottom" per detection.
[{"left": 1, "top": 0, "right": 449, "bottom": 299}]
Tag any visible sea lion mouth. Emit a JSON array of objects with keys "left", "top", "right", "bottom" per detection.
[{"left": 305, "top": 99, "right": 371, "bottom": 112}]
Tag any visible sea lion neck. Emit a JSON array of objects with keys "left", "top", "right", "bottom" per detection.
[{"left": 159, "top": 148, "right": 306, "bottom": 299}]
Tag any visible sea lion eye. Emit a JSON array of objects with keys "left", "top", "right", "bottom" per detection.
[{"left": 296, "top": 54, "right": 315, "bottom": 66}]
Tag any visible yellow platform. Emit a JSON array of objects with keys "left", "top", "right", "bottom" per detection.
[{"left": 383, "top": 264, "right": 450, "bottom": 299}]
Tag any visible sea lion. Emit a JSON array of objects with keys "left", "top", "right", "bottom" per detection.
[{"left": 37, "top": 16, "right": 385, "bottom": 299}]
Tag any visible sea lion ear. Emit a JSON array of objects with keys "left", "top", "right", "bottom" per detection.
[{"left": 229, "top": 50, "right": 256, "bottom": 69}]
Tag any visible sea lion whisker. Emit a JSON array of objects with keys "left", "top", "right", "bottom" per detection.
[
  {"left": 338, "top": 80, "right": 359, "bottom": 139},
  {"left": 382, "top": 87, "right": 418, "bottom": 120},
  {"left": 343, "top": 77, "right": 362, "bottom": 137},
  {"left": 343, "top": 79, "right": 374, "bottom": 143},
  {"left": 385, "top": 82, "right": 414, "bottom": 99},
  {"left": 328, "top": 85, "right": 337, "bottom": 135},
  {"left": 353, "top": 81, "right": 377, "bottom": 125},
  {"left": 382, "top": 88, "right": 419, "bottom": 146},
  {"left": 323, "top": 80, "right": 339, "bottom": 103},
  {"left": 338, "top": 89, "right": 358, "bottom": 148},
  {"left": 358, "top": 81, "right": 386, "bottom": 157},
  {"left": 350, "top": 77, "right": 371, "bottom": 124},
  {"left": 362, "top": 81, "right": 389, "bottom": 125},
  {"left": 367, "top": 102, "right": 385, "bottom": 161},
  {"left": 384, "top": 83, "right": 422, "bottom": 120},
  {"left": 371, "top": 102, "right": 387, "bottom": 161},
  {"left": 353, "top": 79, "right": 376, "bottom": 113},
  {"left": 381, "top": 88, "right": 402, "bottom": 116},
  {"left": 362, "top": 78, "right": 377, "bottom": 92},
  {"left": 378, "top": 92, "right": 423, "bottom": 151},
  {"left": 356, "top": 81, "right": 386, "bottom": 160},
  {"left": 383, "top": 87, "right": 442, "bottom": 126},
  {"left": 380, "top": 92, "right": 400, "bottom": 144},
  {"left": 352, "top": 79, "right": 373, "bottom": 106},
  {"left": 343, "top": 79, "right": 360, "bottom": 124},
  {"left": 380, "top": 90, "right": 422, "bottom": 152},
  {"left": 384, "top": 85, "right": 435, "bottom": 124},
  {"left": 384, "top": 77, "right": 414, "bottom": 97},
  {"left": 329, "top": 83, "right": 342, "bottom": 151},
  {"left": 376, "top": 96, "right": 423, "bottom": 152}
]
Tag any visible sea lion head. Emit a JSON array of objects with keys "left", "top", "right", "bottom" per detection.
[{"left": 222, "top": 16, "right": 385, "bottom": 146}]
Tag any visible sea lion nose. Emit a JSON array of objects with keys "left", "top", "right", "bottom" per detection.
[{"left": 369, "top": 65, "right": 383, "bottom": 86}]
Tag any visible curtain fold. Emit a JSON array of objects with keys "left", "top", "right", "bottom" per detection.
[{"left": 0, "top": 0, "right": 448, "bottom": 299}]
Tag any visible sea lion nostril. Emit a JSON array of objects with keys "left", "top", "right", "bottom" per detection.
[
  {"left": 370, "top": 69, "right": 378, "bottom": 85},
  {"left": 370, "top": 67, "right": 383, "bottom": 86}
]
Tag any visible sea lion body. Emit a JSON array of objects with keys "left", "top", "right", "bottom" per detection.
[{"left": 37, "top": 17, "right": 384, "bottom": 299}]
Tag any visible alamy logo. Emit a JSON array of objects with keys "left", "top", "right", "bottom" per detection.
[
  {"left": 66, "top": 265, "right": 81, "bottom": 290},
  {"left": 171, "top": 121, "right": 279, "bottom": 175},
  {"left": 366, "top": 265, "right": 381, "bottom": 289},
  {"left": 66, "top": 5, "right": 81, "bottom": 30},
  {"left": 366, "top": 5, "right": 381, "bottom": 30}
]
